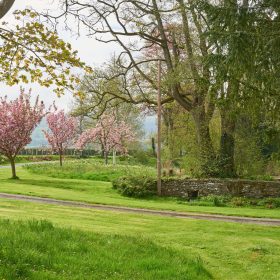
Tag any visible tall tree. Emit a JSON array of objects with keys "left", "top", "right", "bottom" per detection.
[
  {"left": 44, "top": 0, "right": 218, "bottom": 175},
  {"left": 43, "top": 109, "right": 77, "bottom": 166},
  {"left": 0, "top": 89, "right": 45, "bottom": 178},
  {"left": 71, "top": 69, "right": 144, "bottom": 138},
  {"left": 46, "top": 0, "right": 280, "bottom": 176},
  {"left": 76, "top": 115, "right": 135, "bottom": 164},
  {"left": 204, "top": 0, "right": 280, "bottom": 176}
]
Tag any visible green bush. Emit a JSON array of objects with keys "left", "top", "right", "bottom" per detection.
[
  {"left": 113, "top": 176, "right": 157, "bottom": 198},
  {"left": 202, "top": 195, "right": 231, "bottom": 207},
  {"left": 230, "top": 197, "right": 249, "bottom": 207},
  {"left": 256, "top": 198, "right": 280, "bottom": 209}
]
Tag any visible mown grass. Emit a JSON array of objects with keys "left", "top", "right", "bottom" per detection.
[
  {"left": 25, "top": 160, "right": 156, "bottom": 182},
  {"left": 0, "top": 219, "right": 209, "bottom": 280},
  {"left": 0, "top": 167, "right": 280, "bottom": 218},
  {"left": 0, "top": 199, "right": 279, "bottom": 280}
]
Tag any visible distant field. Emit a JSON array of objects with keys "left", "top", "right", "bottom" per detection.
[
  {"left": 0, "top": 155, "right": 74, "bottom": 166},
  {"left": 24, "top": 160, "right": 156, "bottom": 181}
]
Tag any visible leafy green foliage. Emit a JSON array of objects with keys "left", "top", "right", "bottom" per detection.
[
  {"left": 112, "top": 176, "right": 157, "bottom": 198},
  {"left": 0, "top": 10, "right": 91, "bottom": 95}
]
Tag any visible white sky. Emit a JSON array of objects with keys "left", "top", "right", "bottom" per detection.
[{"left": 0, "top": 0, "right": 120, "bottom": 111}]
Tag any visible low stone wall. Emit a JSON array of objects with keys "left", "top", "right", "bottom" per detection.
[{"left": 161, "top": 178, "right": 280, "bottom": 199}]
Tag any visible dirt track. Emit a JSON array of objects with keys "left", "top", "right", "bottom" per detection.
[{"left": 0, "top": 192, "right": 279, "bottom": 226}]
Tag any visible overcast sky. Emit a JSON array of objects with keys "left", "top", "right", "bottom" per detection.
[
  {"left": 0, "top": 1, "right": 156, "bottom": 142},
  {"left": 0, "top": 0, "right": 120, "bottom": 110}
]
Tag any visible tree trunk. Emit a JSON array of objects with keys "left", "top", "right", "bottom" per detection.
[
  {"left": 219, "top": 109, "right": 237, "bottom": 178},
  {"left": 104, "top": 152, "right": 108, "bottom": 165},
  {"left": 101, "top": 143, "right": 105, "bottom": 158},
  {"left": 163, "top": 108, "right": 175, "bottom": 160},
  {"left": 151, "top": 137, "right": 156, "bottom": 157},
  {"left": 59, "top": 152, "right": 63, "bottom": 167},
  {"left": 218, "top": 76, "right": 240, "bottom": 177},
  {"left": 10, "top": 157, "right": 18, "bottom": 179},
  {"left": 192, "top": 109, "right": 216, "bottom": 176},
  {"left": 113, "top": 150, "right": 116, "bottom": 165},
  {"left": 0, "top": 0, "right": 16, "bottom": 19}
]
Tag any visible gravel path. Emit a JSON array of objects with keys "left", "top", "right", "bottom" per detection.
[{"left": 0, "top": 193, "right": 279, "bottom": 226}]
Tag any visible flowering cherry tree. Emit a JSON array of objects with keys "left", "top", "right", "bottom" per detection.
[
  {"left": 43, "top": 109, "right": 77, "bottom": 166},
  {"left": 0, "top": 89, "right": 45, "bottom": 179},
  {"left": 76, "top": 115, "right": 135, "bottom": 164}
]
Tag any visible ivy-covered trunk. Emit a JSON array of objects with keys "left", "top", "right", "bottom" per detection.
[
  {"left": 162, "top": 107, "right": 176, "bottom": 160},
  {"left": 192, "top": 109, "right": 216, "bottom": 176},
  {"left": 218, "top": 76, "right": 240, "bottom": 178},
  {"left": 219, "top": 109, "right": 237, "bottom": 178}
]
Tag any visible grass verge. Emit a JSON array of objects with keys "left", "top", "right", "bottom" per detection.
[
  {"left": 0, "top": 199, "right": 279, "bottom": 280},
  {"left": 0, "top": 167, "right": 280, "bottom": 219},
  {"left": 0, "top": 219, "right": 209, "bottom": 280}
]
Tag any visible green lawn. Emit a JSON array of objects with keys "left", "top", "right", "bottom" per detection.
[
  {"left": 0, "top": 167, "right": 280, "bottom": 218},
  {"left": 0, "top": 219, "right": 209, "bottom": 280},
  {"left": 0, "top": 199, "right": 279, "bottom": 279}
]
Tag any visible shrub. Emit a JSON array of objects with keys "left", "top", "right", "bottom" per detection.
[
  {"left": 112, "top": 176, "right": 157, "bottom": 198},
  {"left": 230, "top": 197, "right": 249, "bottom": 207},
  {"left": 256, "top": 198, "right": 280, "bottom": 209},
  {"left": 200, "top": 195, "right": 231, "bottom": 207}
]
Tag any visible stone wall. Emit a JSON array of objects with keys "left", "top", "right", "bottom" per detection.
[{"left": 161, "top": 178, "right": 280, "bottom": 199}]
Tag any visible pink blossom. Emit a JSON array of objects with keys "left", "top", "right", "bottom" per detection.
[
  {"left": 76, "top": 115, "right": 135, "bottom": 164},
  {"left": 43, "top": 109, "right": 77, "bottom": 166},
  {"left": 0, "top": 89, "right": 45, "bottom": 178}
]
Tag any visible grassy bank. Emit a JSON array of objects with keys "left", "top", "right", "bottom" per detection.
[
  {"left": 0, "top": 199, "right": 279, "bottom": 279},
  {"left": 24, "top": 160, "right": 156, "bottom": 182},
  {"left": 0, "top": 219, "right": 208, "bottom": 279},
  {"left": 0, "top": 167, "right": 280, "bottom": 218}
]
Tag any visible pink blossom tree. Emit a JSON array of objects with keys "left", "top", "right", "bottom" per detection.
[
  {"left": 43, "top": 109, "right": 77, "bottom": 166},
  {"left": 0, "top": 89, "right": 45, "bottom": 179},
  {"left": 76, "top": 115, "right": 135, "bottom": 164}
]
